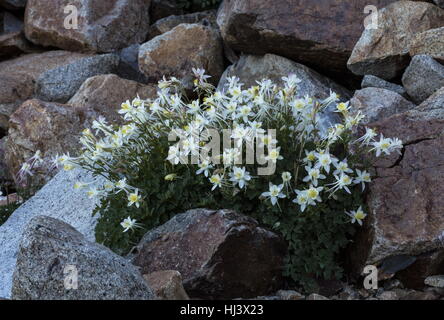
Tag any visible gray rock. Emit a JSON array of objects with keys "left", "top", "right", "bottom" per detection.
[
  {"left": 36, "top": 53, "right": 119, "bottom": 103},
  {"left": 434, "top": 0, "right": 444, "bottom": 9},
  {"left": 117, "top": 44, "right": 150, "bottom": 84},
  {"left": 410, "top": 27, "right": 444, "bottom": 63},
  {"left": 12, "top": 216, "right": 155, "bottom": 300},
  {"left": 132, "top": 208, "right": 287, "bottom": 299},
  {"left": 0, "top": 168, "right": 104, "bottom": 299},
  {"left": 402, "top": 55, "right": 444, "bottom": 104},
  {"left": 361, "top": 75, "right": 408, "bottom": 99},
  {"left": 350, "top": 87, "right": 416, "bottom": 124},
  {"left": 425, "top": 275, "right": 444, "bottom": 288},
  {"left": 1, "top": 11, "right": 23, "bottom": 33}
]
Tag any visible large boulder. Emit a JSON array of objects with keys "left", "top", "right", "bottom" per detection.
[
  {"left": 147, "top": 10, "right": 216, "bottom": 40},
  {"left": 12, "top": 216, "right": 155, "bottom": 300},
  {"left": 4, "top": 99, "right": 89, "bottom": 183},
  {"left": 347, "top": 1, "right": 444, "bottom": 79},
  {"left": 361, "top": 75, "right": 408, "bottom": 99},
  {"left": 68, "top": 74, "right": 157, "bottom": 124},
  {"left": 218, "top": 54, "right": 351, "bottom": 99},
  {"left": 410, "top": 27, "right": 444, "bottom": 63},
  {"left": 35, "top": 53, "right": 119, "bottom": 103},
  {"left": 131, "top": 208, "right": 287, "bottom": 299},
  {"left": 217, "top": 0, "right": 399, "bottom": 76},
  {"left": 350, "top": 87, "right": 416, "bottom": 124},
  {"left": 0, "top": 51, "right": 117, "bottom": 131},
  {"left": 24, "top": 0, "right": 151, "bottom": 52},
  {"left": 0, "top": 168, "right": 105, "bottom": 299},
  {"left": 349, "top": 88, "right": 444, "bottom": 279},
  {"left": 401, "top": 55, "right": 444, "bottom": 104},
  {"left": 139, "top": 23, "right": 224, "bottom": 88}
]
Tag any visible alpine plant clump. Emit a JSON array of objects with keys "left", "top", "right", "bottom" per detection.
[{"left": 24, "top": 69, "right": 402, "bottom": 289}]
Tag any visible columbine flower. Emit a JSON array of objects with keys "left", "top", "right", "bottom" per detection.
[
  {"left": 315, "top": 151, "right": 333, "bottom": 173},
  {"left": 329, "top": 173, "right": 353, "bottom": 194},
  {"left": 335, "top": 102, "right": 350, "bottom": 114},
  {"left": 127, "top": 189, "right": 141, "bottom": 208},
  {"left": 229, "top": 167, "right": 251, "bottom": 189},
  {"left": 265, "top": 147, "right": 283, "bottom": 163},
  {"left": 371, "top": 134, "right": 393, "bottom": 157},
  {"left": 120, "top": 217, "right": 142, "bottom": 233},
  {"left": 333, "top": 160, "right": 353, "bottom": 176},
  {"left": 355, "top": 127, "right": 377, "bottom": 146},
  {"left": 346, "top": 206, "right": 367, "bottom": 226},
  {"left": 354, "top": 169, "right": 371, "bottom": 191},
  {"left": 17, "top": 162, "right": 33, "bottom": 178},
  {"left": 261, "top": 183, "right": 285, "bottom": 206},
  {"left": 281, "top": 172, "right": 292, "bottom": 184},
  {"left": 293, "top": 189, "right": 308, "bottom": 212},
  {"left": 306, "top": 185, "right": 323, "bottom": 205},
  {"left": 389, "top": 137, "right": 403, "bottom": 155},
  {"left": 115, "top": 178, "right": 129, "bottom": 193},
  {"left": 303, "top": 150, "right": 317, "bottom": 163},
  {"left": 209, "top": 174, "right": 223, "bottom": 190},
  {"left": 303, "top": 166, "right": 326, "bottom": 187}
]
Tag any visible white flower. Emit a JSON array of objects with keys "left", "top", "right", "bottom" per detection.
[
  {"left": 229, "top": 167, "right": 251, "bottom": 189},
  {"left": 281, "top": 171, "right": 292, "bottom": 183},
  {"left": 196, "top": 160, "right": 213, "bottom": 177},
  {"left": 389, "top": 137, "right": 403, "bottom": 155},
  {"left": 127, "top": 189, "right": 141, "bottom": 208},
  {"left": 17, "top": 162, "right": 33, "bottom": 178},
  {"left": 303, "top": 150, "right": 317, "bottom": 163},
  {"left": 120, "top": 217, "right": 142, "bottom": 233},
  {"left": 354, "top": 169, "right": 371, "bottom": 191},
  {"left": 209, "top": 174, "right": 223, "bottom": 190},
  {"left": 306, "top": 185, "right": 323, "bottom": 205},
  {"left": 371, "top": 134, "right": 393, "bottom": 157},
  {"left": 355, "top": 127, "right": 377, "bottom": 146},
  {"left": 293, "top": 189, "right": 308, "bottom": 212},
  {"left": 261, "top": 183, "right": 285, "bottom": 206},
  {"left": 302, "top": 166, "right": 326, "bottom": 187},
  {"left": 335, "top": 102, "right": 350, "bottom": 114},
  {"left": 86, "top": 187, "right": 99, "bottom": 198},
  {"left": 333, "top": 160, "right": 353, "bottom": 176},
  {"left": 115, "top": 178, "right": 129, "bottom": 193},
  {"left": 329, "top": 173, "right": 353, "bottom": 194},
  {"left": 346, "top": 206, "right": 367, "bottom": 226},
  {"left": 265, "top": 147, "right": 283, "bottom": 163},
  {"left": 315, "top": 151, "right": 333, "bottom": 173}
]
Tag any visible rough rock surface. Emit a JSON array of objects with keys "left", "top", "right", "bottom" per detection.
[
  {"left": 147, "top": 10, "right": 216, "bottom": 40},
  {"left": 24, "top": 0, "right": 151, "bottom": 52},
  {"left": 139, "top": 23, "right": 224, "bottom": 88},
  {"left": 347, "top": 1, "right": 444, "bottom": 79},
  {"left": 349, "top": 87, "right": 444, "bottom": 274},
  {"left": 0, "top": 168, "right": 105, "bottom": 299},
  {"left": 0, "top": 51, "right": 95, "bottom": 130},
  {"left": 116, "top": 44, "right": 150, "bottom": 83},
  {"left": 36, "top": 53, "right": 119, "bottom": 103},
  {"left": 425, "top": 275, "right": 444, "bottom": 288},
  {"left": 0, "top": 31, "right": 37, "bottom": 61},
  {"left": 5, "top": 99, "right": 89, "bottom": 183},
  {"left": 217, "top": 0, "right": 399, "bottom": 76},
  {"left": 131, "top": 208, "right": 287, "bottom": 299},
  {"left": 361, "top": 75, "right": 408, "bottom": 99},
  {"left": 401, "top": 55, "right": 444, "bottom": 104},
  {"left": 12, "top": 216, "right": 155, "bottom": 300},
  {"left": 350, "top": 88, "right": 416, "bottom": 124},
  {"left": 410, "top": 27, "right": 444, "bottom": 63},
  {"left": 218, "top": 54, "right": 351, "bottom": 100},
  {"left": 68, "top": 74, "right": 157, "bottom": 124},
  {"left": 143, "top": 270, "right": 190, "bottom": 300}
]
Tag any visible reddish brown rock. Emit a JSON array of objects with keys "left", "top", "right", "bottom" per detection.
[
  {"left": 143, "top": 270, "right": 189, "bottom": 300},
  {"left": 349, "top": 87, "right": 444, "bottom": 276},
  {"left": 348, "top": 1, "right": 444, "bottom": 79},
  {"left": 68, "top": 74, "right": 157, "bottom": 124},
  {"left": 24, "top": 0, "right": 151, "bottom": 52},
  {"left": 5, "top": 99, "right": 89, "bottom": 184},
  {"left": 131, "top": 209, "right": 287, "bottom": 299},
  {"left": 139, "top": 23, "right": 224, "bottom": 88},
  {"left": 217, "top": 0, "right": 399, "bottom": 76}
]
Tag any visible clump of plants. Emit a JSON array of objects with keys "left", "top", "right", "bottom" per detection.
[{"left": 55, "top": 70, "right": 402, "bottom": 290}]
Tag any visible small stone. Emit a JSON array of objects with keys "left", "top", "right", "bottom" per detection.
[
  {"left": 378, "top": 291, "right": 399, "bottom": 300},
  {"left": 143, "top": 270, "right": 189, "bottom": 300},
  {"left": 276, "top": 290, "right": 305, "bottom": 300},
  {"left": 361, "top": 75, "right": 408, "bottom": 99},
  {"left": 307, "top": 293, "right": 329, "bottom": 300},
  {"left": 425, "top": 275, "right": 444, "bottom": 288}
]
